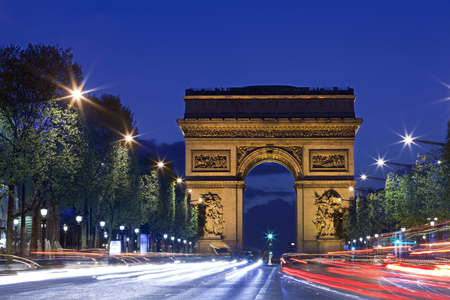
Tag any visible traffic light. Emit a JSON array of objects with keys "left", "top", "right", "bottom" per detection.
[{"left": 267, "top": 230, "right": 273, "bottom": 255}]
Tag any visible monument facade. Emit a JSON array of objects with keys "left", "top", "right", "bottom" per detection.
[{"left": 177, "top": 86, "right": 363, "bottom": 253}]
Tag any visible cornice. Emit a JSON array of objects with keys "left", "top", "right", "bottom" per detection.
[
  {"left": 183, "top": 95, "right": 357, "bottom": 100},
  {"left": 294, "top": 180, "right": 357, "bottom": 188}
]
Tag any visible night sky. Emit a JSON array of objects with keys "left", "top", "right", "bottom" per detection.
[{"left": 2, "top": 1, "right": 450, "bottom": 255}]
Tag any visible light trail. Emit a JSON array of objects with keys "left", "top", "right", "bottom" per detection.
[{"left": 225, "top": 260, "right": 262, "bottom": 280}]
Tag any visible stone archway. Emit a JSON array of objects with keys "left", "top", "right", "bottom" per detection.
[{"left": 177, "top": 86, "right": 362, "bottom": 253}]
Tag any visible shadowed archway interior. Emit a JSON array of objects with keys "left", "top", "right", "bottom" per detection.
[{"left": 244, "top": 162, "right": 295, "bottom": 255}]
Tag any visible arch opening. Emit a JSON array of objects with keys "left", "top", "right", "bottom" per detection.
[{"left": 244, "top": 162, "right": 296, "bottom": 256}]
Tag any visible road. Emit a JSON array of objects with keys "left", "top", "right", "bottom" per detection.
[{"left": 1, "top": 259, "right": 450, "bottom": 299}]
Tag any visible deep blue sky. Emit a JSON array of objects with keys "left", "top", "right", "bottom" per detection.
[{"left": 2, "top": 1, "right": 450, "bottom": 254}]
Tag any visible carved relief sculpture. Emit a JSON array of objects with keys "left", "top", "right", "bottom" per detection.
[
  {"left": 310, "top": 150, "right": 348, "bottom": 172},
  {"left": 312, "top": 190, "right": 344, "bottom": 237},
  {"left": 183, "top": 127, "right": 357, "bottom": 138},
  {"left": 192, "top": 150, "right": 230, "bottom": 172},
  {"left": 201, "top": 192, "right": 225, "bottom": 235},
  {"left": 236, "top": 146, "right": 302, "bottom": 169}
]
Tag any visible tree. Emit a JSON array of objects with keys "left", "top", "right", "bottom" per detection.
[{"left": 0, "top": 43, "right": 83, "bottom": 260}]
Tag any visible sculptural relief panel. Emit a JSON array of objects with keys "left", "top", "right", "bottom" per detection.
[
  {"left": 192, "top": 150, "right": 230, "bottom": 172},
  {"left": 309, "top": 150, "right": 348, "bottom": 172}
]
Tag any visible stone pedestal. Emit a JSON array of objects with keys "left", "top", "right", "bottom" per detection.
[
  {"left": 318, "top": 237, "right": 344, "bottom": 254},
  {"left": 198, "top": 234, "right": 222, "bottom": 253}
]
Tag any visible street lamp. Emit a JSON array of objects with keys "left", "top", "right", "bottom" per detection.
[
  {"left": 40, "top": 207, "right": 48, "bottom": 251},
  {"left": 119, "top": 225, "right": 125, "bottom": 231},
  {"left": 76, "top": 215, "right": 82, "bottom": 250},
  {"left": 157, "top": 161, "right": 164, "bottom": 168},
  {"left": 376, "top": 158, "right": 411, "bottom": 168},
  {"left": 63, "top": 224, "right": 68, "bottom": 249},
  {"left": 171, "top": 236, "right": 175, "bottom": 253},
  {"left": 13, "top": 219, "right": 19, "bottom": 254},
  {"left": 430, "top": 221, "right": 435, "bottom": 226},
  {"left": 100, "top": 221, "right": 106, "bottom": 228},
  {"left": 177, "top": 178, "right": 182, "bottom": 184},
  {"left": 134, "top": 228, "right": 139, "bottom": 252},
  {"left": 402, "top": 136, "right": 445, "bottom": 147},
  {"left": 183, "top": 240, "right": 187, "bottom": 253},
  {"left": 163, "top": 234, "right": 168, "bottom": 252}
]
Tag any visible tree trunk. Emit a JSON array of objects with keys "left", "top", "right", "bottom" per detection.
[
  {"left": 30, "top": 200, "right": 41, "bottom": 258},
  {"left": 5, "top": 185, "right": 15, "bottom": 266},
  {"left": 94, "top": 196, "right": 103, "bottom": 248},
  {"left": 82, "top": 204, "right": 88, "bottom": 249},
  {"left": 20, "top": 183, "right": 27, "bottom": 257}
]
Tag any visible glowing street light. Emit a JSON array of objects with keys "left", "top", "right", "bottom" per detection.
[
  {"left": 134, "top": 228, "right": 139, "bottom": 234},
  {"left": 100, "top": 221, "right": 106, "bottom": 228},
  {"left": 375, "top": 234, "right": 379, "bottom": 238},
  {"left": 171, "top": 236, "right": 175, "bottom": 241},
  {"left": 376, "top": 158, "right": 411, "bottom": 168},
  {"left": 360, "top": 174, "right": 386, "bottom": 181},
  {"left": 71, "top": 90, "right": 82, "bottom": 101},
  {"left": 125, "top": 135, "right": 133, "bottom": 142},
  {"left": 177, "top": 178, "right": 183, "bottom": 183},
  {"left": 76, "top": 215, "right": 82, "bottom": 224},
  {"left": 164, "top": 234, "right": 168, "bottom": 239},
  {"left": 401, "top": 227, "right": 406, "bottom": 232},
  {"left": 157, "top": 161, "right": 164, "bottom": 168},
  {"left": 430, "top": 221, "right": 435, "bottom": 226},
  {"left": 402, "top": 136, "right": 445, "bottom": 147},
  {"left": 119, "top": 225, "right": 125, "bottom": 231}
]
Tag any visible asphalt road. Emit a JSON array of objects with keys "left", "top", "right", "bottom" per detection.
[{"left": 2, "top": 260, "right": 449, "bottom": 299}]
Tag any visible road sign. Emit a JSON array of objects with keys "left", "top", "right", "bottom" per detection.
[
  {"left": 443, "top": 234, "right": 449, "bottom": 241},
  {"left": 430, "top": 232, "right": 437, "bottom": 243},
  {"left": 161, "top": 243, "right": 165, "bottom": 248}
]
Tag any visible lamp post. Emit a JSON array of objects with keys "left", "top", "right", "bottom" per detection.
[
  {"left": 100, "top": 221, "right": 105, "bottom": 247},
  {"left": 63, "top": 225, "right": 68, "bottom": 249},
  {"left": 13, "top": 219, "right": 19, "bottom": 254},
  {"left": 163, "top": 234, "right": 168, "bottom": 252},
  {"left": 171, "top": 236, "right": 175, "bottom": 253},
  {"left": 183, "top": 240, "right": 187, "bottom": 253},
  {"left": 120, "top": 225, "right": 125, "bottom": 252},
  {"left": 177, "top": 238, "right": 181, "bottom": 253},
  {"left": 134, "top": 228, "right": 139, "bottom": 252},
  {"left": 40, "top": 207, "right": 48, "bottom": 252},
  {"left": 76, "top": 215, "right": 82, "bottom": 250}
]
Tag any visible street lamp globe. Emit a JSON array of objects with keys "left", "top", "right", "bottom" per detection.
[
  {"left": 375, "top": 234, "right": 379, "bottom": 238},
  {"left": 76, "top": 215, "right": 82, "bottom": 224},
  {"left": 164, "top": 234, "right": 168, "bottom": 239},
  {"left": 177, "top": 238, "right": 181, "bottom": 243},
  {"left": 72, "top": 90, "right": 82, "bottom": 100},
  {"left": 157, "top": 161, "right": 164, "bottom": 168},
  {"left": 366, "top": 236, "right": 370, "bottom": 240},
  {"left": 13, "top": 219, "right": 19, "bottom": 226},
  {"left": 177, "top": 178, "right": 182, "bottom": 183},
  {"left": 104, "top": 232, "right": 108, "bottom": 238},
  {"left": 100, "top": 221, "right": 106, "bottom": 228},
  {"left": 189, "top": 242, "right": 192, "bottom": 245},
  {"left": 125, "top": 135, "right": 133, "bottom": 142},
  {"left": 134, "top": 228, "right": 139, "bottom": 234},
  {"left": 430, "top": 221, "right": 435, "bottom": 226},
  {"left": 353, "top": 239, "right": 356, "bottom": 243},
  {"left": 119, "top": 225, "right": 125, "bottom": 231},
  {"left": 361, "top": 174, "right": 367, "bottom": 180},
  {"left": 63, "top": 225, "right": 68, "bottom": 232},
  {"left": 171, "top": 236, "right": 175, "bottom": 241},
  {"left": 126, "top": 238, "right": 129, "bottom": 242},
  {"left": 183, "top": 240, "right": 186, "bottom": 244},
  {"left": 41, "top": 207, "right": 48, "bottom": 218},
  {"left": 359, "top": 237, "right": 363, "bottom": 242}
]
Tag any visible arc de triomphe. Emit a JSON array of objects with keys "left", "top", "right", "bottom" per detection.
[{"left": 177, "top": 86, "right": 362, "bottom": 253}]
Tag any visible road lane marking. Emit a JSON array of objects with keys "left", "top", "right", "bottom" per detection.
[{"left": 255, "top": 268, "right": 276, "bottom": 300}]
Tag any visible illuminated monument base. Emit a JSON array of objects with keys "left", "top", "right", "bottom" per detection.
[{"left": 177, "top": 86, "right": 362, "bottom": 254}]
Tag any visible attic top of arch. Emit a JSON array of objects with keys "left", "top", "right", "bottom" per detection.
[{"left": 183, "top": 86, "right": 357, "bottom": 119}]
